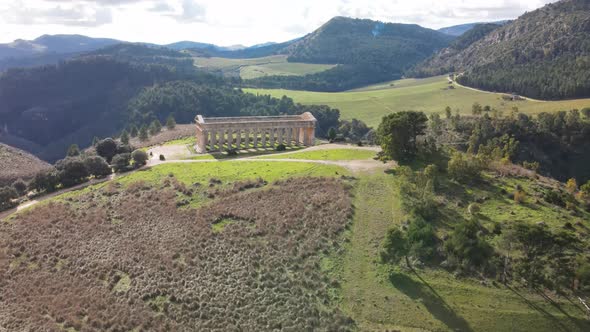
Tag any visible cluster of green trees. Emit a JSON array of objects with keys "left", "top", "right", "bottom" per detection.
[
  {"left": 457, "top": 56, "right": 590, "bottom": 100},
  {"left": 446, "top": 108, "right": 590, "bottom": 182},
  {"left": 126, "top": 80, "right": 356, "bottom": 138},
  {"left": 376, "top": 109, "right": 590, "bottom": 292}
]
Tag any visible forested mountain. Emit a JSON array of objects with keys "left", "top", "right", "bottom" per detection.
[
  {"left": 0, "top": 34, "right": 121, "bottom": 60},
  {"left": 0, "top": 44, "right": 341, "bottom": 161},
  {"left": 244, "top": 17, "right": 453, "bottom": 91},
  {"left": 0, "top": 56, "right": 190, "bottom": 161},
  {"left": 409, "top": 23, "right": 503, "bottom": 77},
  {"left": 414, "top": 0, "right": 590, "bottom": 100}
]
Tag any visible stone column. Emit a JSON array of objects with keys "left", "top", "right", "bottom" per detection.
[
  {"left": 306, "top": 127, "right": 315, "bottom": 146},
  {"left": 219, "top": 129, "right": 226, "bottom": 150},
  {"left": 252, "top": 128, "right": 259, "bottom": 148},
  {"left": 267, "top": 128, "right": 274, "bottom": 147},
  {"left": 286, "top": 128, "right": 293, "bottom": 146},
  {"left": 210, "top": 130, "right": 217, "bottom": 151},
  {"left": 244, "top": 129, "right": 250, "bottom": 150},
  {"left": 277, "top": 128, "right": 284, "bottom": 146},
  {"left": 298, "top": 127, "right": 305, "bottom": 146},
  {"left": 261, "top": 128, "right": 267, "bottom": 148},
  {"left": 197, "top": 129, "right": 208, "bottom": 153},
  {"left": 236, "top": 129, "right": 242, "bottom": 150}
]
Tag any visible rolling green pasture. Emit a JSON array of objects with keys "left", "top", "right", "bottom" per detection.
[
  {"left": 116, "top": 161, "right": 347, "bottom": 186},
  {"left": 260, "top": 148, "right": 376, "bottom": 161},
  {"left": 245, "top": 75, "right": 590, "bottom": 128},
  {"left": 328, "top": 172, "right": 589, "bottom": 331},
  {"left": 193, "top": 55, "right": 335, "bottom": 79}
]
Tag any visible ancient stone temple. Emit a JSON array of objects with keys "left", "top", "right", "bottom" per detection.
[{"left": 195, "top": 112, "right": 316, "bottom": 153}]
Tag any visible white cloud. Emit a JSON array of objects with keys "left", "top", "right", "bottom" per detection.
[{"left": 0, "top": 0, "right": 559, "bottom": 46}]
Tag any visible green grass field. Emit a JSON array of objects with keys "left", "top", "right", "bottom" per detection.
[
  {"left": 193, "top": 55, "right": 335, "bottom": 79},
  {"left": 260, "top": 148, "right": 376, "bottom": 160},
  {"left": 245, "top": 75, "right": 590, "bottom": 128},
  {"left": 329, "top": 172, "right": 589, "bottom": 331},
  {"left": 115, "top": 161, "right": 348, "bottom": 186}
]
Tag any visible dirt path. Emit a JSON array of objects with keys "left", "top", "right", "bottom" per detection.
[
  {"left": 2, "top": 144, "right": 390, "bottom": 220},
  {"left": 0, "top": 174, "right": 115, "bottom": 220},
  {"left": 452, "top": 76, "right": 547, "bottom": 102}
]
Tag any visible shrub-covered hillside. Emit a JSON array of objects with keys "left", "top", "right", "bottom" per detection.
[
  {"left": 0, "top": 143, "right": 51, "bottom": 186},
  {"left": 0, "top": 176, "right": 355, "bottom": 331}
]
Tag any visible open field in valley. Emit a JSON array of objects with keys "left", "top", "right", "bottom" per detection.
[
  {"left": 245, "top": 75, "right": 590, "bottom": 128},
  {"left": 193, "top": 55, "right": 336, "bottom": 79}
]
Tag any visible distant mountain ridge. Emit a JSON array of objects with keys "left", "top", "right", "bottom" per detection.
[
  {"left": 416, "top": 0, "right": 590, "bottom": 100},
  {"left": 437, "top": 20, "right": 509, "bottom": 36}
]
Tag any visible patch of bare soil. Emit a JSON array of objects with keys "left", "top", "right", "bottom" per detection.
[{"left": 0, "top": 177, "right": 354, "bottom": 331}]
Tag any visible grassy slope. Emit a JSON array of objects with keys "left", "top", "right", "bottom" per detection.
[
  {"left": 11, "top": 158, "right": 590, "bottom": 331},
  {"left": 193, "top": 55, "right": 335, "bottom": 79},
  {"left": 245, "top": 75, "right": 590, "bottom": 128},
  {"left": 259, "top": 148, "right": 376, "bottom": 160},
  {"left": 329, "top": 172, "right": 589, "bottom": 331}
]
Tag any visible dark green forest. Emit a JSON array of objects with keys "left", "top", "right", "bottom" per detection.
[
  {"left": 413, "top": 0, "right": 590, "bottom": 100},
  {"left": 245, "top": 17, "right": 453, "bottom": 92}
]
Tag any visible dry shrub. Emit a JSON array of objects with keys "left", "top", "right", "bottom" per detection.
[
  {"left": 514, "top": 190, "right": 527, "bottom": 204},
  {"left": 0, "top": 177, "right": 354, "bottom": 331}
]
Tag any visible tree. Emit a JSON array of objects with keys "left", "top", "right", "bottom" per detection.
[
  {"left": 472, "top": 102, "right": 483, "bottom": 116},
  {"left": 29, "top": 169, "right": 60, "bottom": 193},
  {"left": 120, "top": 130, "right": 130, "bottom": 145},
  {"left": 445, "top": 106, "right": 452, "bottom": 119},
  {"left": 328, "top": 127, "right": 337, "bottom": 141},
  {"left": 67, "top": 144, "right": 80, "bottom": 157},
  {"left": 95, "top": 138, "right": 118, "bottom": 163},
  {"left": 166, "top": 114, "right": 176, "bottom": 130},
  {"left": 139, "top": 125, "right": 149, "bottom": 142},
  {"left": 111, "top": 153, "right": 131, "bottom": 173},
  {"left": 377, "top": 111, "right": 428, "bottom": 161},
  {"left": 84, "top": 156, "right": 112, "bottom": 177},
  {"left": 445, "top": 219, "right": 492, "bottom": 269},
  {"left": 56, "top": 157, "right": 89, "bottom": 187},
  {"left": 381, "top": 228, "right": 409, "bottom": 265},
  {"left": 582, "top": 108, "right": 590, "bottom": 119},
  {"left": 566, "top": 178, "right": 578, "bottom": 194},
  {"left": 149, "top": 119, "right": 162, "bottom": 135},
  {"left": 131, "top": 150, "right": 149, "bottom": 167},
  {"left": 129, "top": 125, "right": 139, "bottom": 137},
  {"left": 448, "top": 152, "right": 482, "bottom": 183},
  {"left": 12, "top": 179, "right": 27, "bottom": 196},
  {"left": 0, "top": 186, "right": 18, "bottom": 211},
  {"left": 581, "top": 181, "right": 590, "bottom": 196}
]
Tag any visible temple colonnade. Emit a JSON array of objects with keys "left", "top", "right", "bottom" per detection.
[{"left": 195, "top": 112, "right": 317, "bottom": 153}]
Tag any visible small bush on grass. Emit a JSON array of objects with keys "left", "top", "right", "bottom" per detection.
[
  {"left": 132, "top": 150, "right": 149, "bottom": 167},
  {"left": 276, "top": 144, "right": 286, "bottom": 151},
  {"left": 112, "top": 153, "right": 132, "bottom": 173},
  {"left": 12, "top": 179, "right": 27, "bottom": 196}
]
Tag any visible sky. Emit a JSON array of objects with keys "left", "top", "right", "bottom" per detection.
[{"left": 0, "top": 0, "right": 558, "bottom": 46}]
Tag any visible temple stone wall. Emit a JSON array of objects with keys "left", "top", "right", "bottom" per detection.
[{"left": 195, "top": 112, "right": 316, "bottom": 153}]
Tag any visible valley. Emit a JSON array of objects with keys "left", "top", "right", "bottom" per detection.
[
  {"left": 193, "top": 55, "right": 336, "bottom": 79},
  {"left": 246, "top": 75, "right": 590, "bottom": 128}
]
